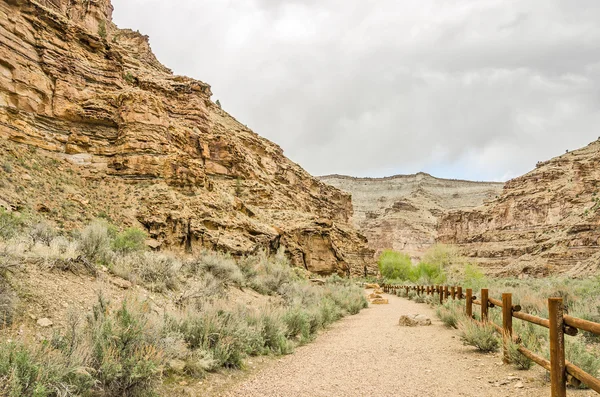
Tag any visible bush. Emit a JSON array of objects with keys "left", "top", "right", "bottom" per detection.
[
  {"left": 78, "top": 219, "right": 115, "bottom": 263},
  {"left": 377, "top": 250, "right": 412, "bottom": 280},
  {"left": 436, "top": 301, "right": 460, "bottom": 328},
  {"left": 112, "top": 227, "right": 147, "bottom": 254},
  {"left": 421, "top": 244, "right": 462, "bottom": 269},
  {"left": 85, "top": 296, "right": 163, "bottom": 396},
  {"left": 165, "top": 308, "right": 247, "bottom": 369},
  {"left": 329, "top": 284, "right": 368, "bottom": 314},
  {"left": 462, "top": 263, "right": 487, "bottom": 290},
  {"left": 412, "top": 261, "right": 446, "bottom": 284},
  {"left": 458, "top": 319, "right": 499, "bottom": 352},
  {"left": 283, "top": 306, "right": 312, "bottom": 343},
  {"left": 28, "top": 221, "right": 57, "bottom": 246},
  {"left": 258, "top": 309, "right": 293, "bottom": 355},
  {"left": 250, "top": 250, "right": 297, "bottom": 294},
  {"left": 187, "top": 251, "right": 244, "bottom": 286},
  {"left": 506, "top": 339, "right": 534, "bottom": 370},
  {"left": 413, "top": 294, "right": 426, "bottom": 304},
  {"left": 0, "top": 209, "right": 23, "bottom": 240},
  {"left": 0, "top": 340, "right": 93, "bottom": 397},
  {"left": 565, "top": 336, "right": 600, "bottom": 387},
  {"left": 0, "top": 277, "right": 17, "bottom": 328}
]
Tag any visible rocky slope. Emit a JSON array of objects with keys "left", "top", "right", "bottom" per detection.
[
  {"left": 0, "top": 0, "right": 375, "bottom": 276},
  {"left": 439, "top": 139, "right": 600, "bottom": 276},
  {"left": 320, "top": 173, "right": 503, "bottom": 259}
]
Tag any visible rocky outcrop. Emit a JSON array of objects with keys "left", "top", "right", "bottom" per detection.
[
  {"left": 438, "top": 140, "right": 600, "bottom": 277},
  {"left": 0, "top": 0, "right": 375, "bottom": 276},
  {"left": 320, "top": 173, "right": 503, "bottom": 260}
]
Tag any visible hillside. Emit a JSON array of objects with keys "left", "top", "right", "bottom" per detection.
[
  {"left": 0, "top": 0, "right": 375, "bottom": 276},
  {"left": 439, "top": 139, "right": 600, "bottom": 276},
  {"left": 320, "top": 173, "right": 503, "bottom": 259}
]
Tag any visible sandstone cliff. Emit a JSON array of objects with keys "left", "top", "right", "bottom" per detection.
[
  {"left": 438, "top": 139, "right": 600, "bottom": 277},
  {"left": 0, "top": 0, "right": 375, "bottom": 276},
  {"left": 320, "top": 173, "right": 503, "bottom": 260}
]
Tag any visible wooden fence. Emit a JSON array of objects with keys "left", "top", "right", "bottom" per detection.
[{"left": 383, "top": 284, "right": 600, "bottom": 397}]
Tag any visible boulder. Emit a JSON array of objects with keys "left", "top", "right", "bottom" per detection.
[
  {"left": 36, "top": 318, "right": 53, "bottom": 327},
  {"left": 371, "top": 298, "right": 389, "bottom": 305},
  {"left": 368, "top": 293, "right": 382, "bottom": 299},
  {"left": 365, "top": 283, "right": 380, "bottom": 289},
  {"left": 398, "top": 314, "right": 431, "bottom": 326}
]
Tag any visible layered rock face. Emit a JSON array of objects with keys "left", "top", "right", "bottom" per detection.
[
  {"left": 320, "top": 173, "right": 503, "bottom": 260},
  {"left": 439, "top": 140, "right": 600, "bottom": 276},
  {"left": 0, "top": 0, "right": 375, "bottom": 276}
]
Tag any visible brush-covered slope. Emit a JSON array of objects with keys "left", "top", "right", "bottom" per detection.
[
  {"left": 320, "top": 173, "right": 503, "bottom": 259},
  {"left": 439, "top": 139, "right": 600, "bottom": 276},
  {"left": 0, "top": 0, "right": 375, "bottom": 276}
]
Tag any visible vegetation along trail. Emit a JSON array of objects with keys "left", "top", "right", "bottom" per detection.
[{"left": 223, "top": 293, "right": 589, "bottom": 397}]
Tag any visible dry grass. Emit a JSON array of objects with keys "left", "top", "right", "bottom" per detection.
[{"left": 0, "top": 220, "right": 369, "bottom": 396}]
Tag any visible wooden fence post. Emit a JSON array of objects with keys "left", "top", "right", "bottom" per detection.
[
  {"left": 502, "top": 293, "right": 513, "bottom": 364},
  {"left": 466, "top": 289, "right": 473, "bottom": 318},
  {"left": 439, "top": 285, "right": 443, "bottom": 304},
  {"left": 481, "top": 289, "right": 489, "bottom": 322},
  {"left": 451, "top": 286, "right": 457, "bottom": 300},
  {"left": 444, "top": 286, "right": 449, "bottom": 300},
  {"left": 457, "top": 286, "right": 463, "bottom": 300},
  {"left": 549, "top": 297, "right": 566, "bottom": 397}
]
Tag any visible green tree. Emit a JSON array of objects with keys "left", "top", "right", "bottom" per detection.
[{"left": 377, "top": 250, "right": 413, "bottom": 280}]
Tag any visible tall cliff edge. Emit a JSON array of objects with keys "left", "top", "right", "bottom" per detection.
[{"left": 0, "top": 0, "right": 375, "bottom": 276}]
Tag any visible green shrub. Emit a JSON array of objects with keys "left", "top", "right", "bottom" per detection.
[
  {"left": 283, "top": 306, "right": 312, "bottom": 343},
  {"left": 250, "top": 250, "right": 297, "bottom": 294},
  {"left": 329, "top": 284, "right": 368, "bottom": 314},
  {"left": 0, "top": 340, "right": 93, "bottom": 397},
  {"left": 508, "top": 321, "right": 544, "bottom": 370},
  {"left": 458, "top": 319, "right": 499, "bottom": 352},
  {"left": 413, "top": 294, "right": 426, "bottom": 304},
  {"left": 86, "top": 296, "right": 163, "bottom": 395},
  {"left": 78, "top": 219, "right": 115, "bottom": 263},
  {"left": 377, "top": 250, "right": 412, "bottom": 280},
  {"left": 411, "top": 261, "right": 446, "bottom": 284},
  {"left": 318, "top": 298, "right": 343, "bottom": 326},
  {"left": 462, "top": 263, "right": 487, "bottom": 290},
  {"left": 0, "top": 209, "right": 23, "bottom": 240},
  {"left": 112, "top": 227, "right": 147, "bottom": 254},
  {"left": 258, "top": 309, "right": 293, "bottom": 355},
  {"left": 98, "top": 20, "right": 107, "bottom": 39},
  {"left": 188, "top": 251, "right": 244, "bottom": 286},
  {"left": 566, "top": 336, "right": 600, "bottom": 388},
  {"left": 165, "top": 308, "right": 246, "bottom": 369},
  {"left": 436, "top": 302, "right": 460, "bottom": 328},
  {"left": 0, "top": 278, "right": 17, "bottom": 329},
  {"left": 1, "top": 162, "right": 11, "bottom": 174}
]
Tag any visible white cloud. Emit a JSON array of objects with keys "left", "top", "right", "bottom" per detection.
[{"left": 111, "top": 0, "right": 600, "bottom": 181}]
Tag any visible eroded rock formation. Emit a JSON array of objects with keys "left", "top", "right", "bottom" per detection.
[
  {"left": 0, "top": 0, "right": 375, "bottom": 276},
  {"left": 320, "top": 173, "right": 503, "bottom": 260},
  {"left": 438, "top": 140, "right": 600, "bottom": 276}
]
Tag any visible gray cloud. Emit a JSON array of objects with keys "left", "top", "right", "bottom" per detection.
[{"left": 112, "top": 0, "right": 600, "bottom": 181}]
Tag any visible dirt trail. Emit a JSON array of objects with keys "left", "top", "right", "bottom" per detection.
[{"left": 222, "top": 293, "right": 588, "bottom": 397}]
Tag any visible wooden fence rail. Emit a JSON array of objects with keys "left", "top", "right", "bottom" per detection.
[{"left": 382, "top": 283, "right": 600, "bottom": 396}]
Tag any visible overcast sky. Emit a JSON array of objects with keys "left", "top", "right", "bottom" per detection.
[{"left": 112, "top": 0, "right": 600, "bottom": 182}]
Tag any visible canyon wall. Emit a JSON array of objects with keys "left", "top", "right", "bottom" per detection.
[
  {"left": 438, "top": 140, "right": 600, "bottom": 276},
  {"left": 0, "top": 0, "right": 375, "bottom": 276},
  {"left": 320, "top": 173, "right": 503, "bottom": 260}
]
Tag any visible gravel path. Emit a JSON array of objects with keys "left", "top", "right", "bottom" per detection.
[{"left": 223, "top": 293, "right": 588, "bottom": 397}]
